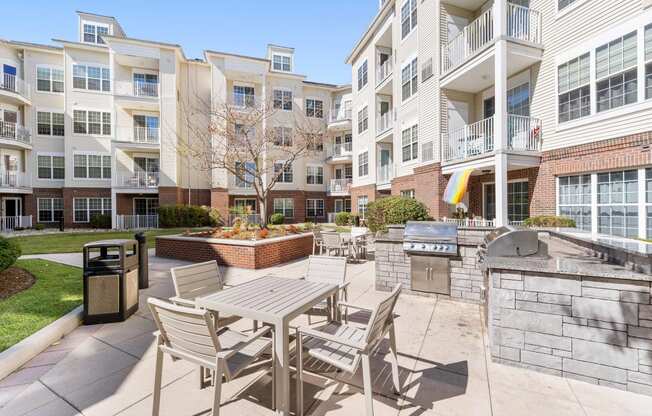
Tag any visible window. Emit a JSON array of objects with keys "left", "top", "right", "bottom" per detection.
[
  {"left": 133, "top": 73, "right": 159, "bottom": 97},
  {"left": 306, "top": 99, "right": 323, "bottom": 118},
  {"left": 508, "top": 181, "right": 530, "bottom": 223},
  {"left": 37, "top": 198, "right": 63, "bottom": 223},
  {"left": 233, "top": 85, "right": 255, "bottom": 107},
  {"left": 401, "top": 124, "right": 418, "bottom": 163},
  {"left": 558, "top": 175, "right": 592, "bottom": 231},
  {"left": 647, "top": 169, "right": 652, "bottom": 238},
  {"left": 306, "top": 166, "right": 324, "bottom": 185},
  {"left": 83, "top": 23, "right": 108, "bottom": 44},
  {"left": 72, "top": 64, "right": 110, "bottom": 92},
  {"left": 272, "top": 54, "right": 291, "bottom": 72},
  {"left": 597, "top": 170, "right": 639, "bottom": 238},
  {"left": 273, "top": 127, "right": 293, "bottom": 146},
  {"left": 357, "top": 106, "right": 368, "bottom": 133},
  {"left": 358, "top": 151, "right": 369, "bottom": 177},
  {"left": 421, "top": 58, "right": 433, "bottom": 82},
  {"left": 357, "top": 195, "right": 369, "bottom": 219},
  {"left": 357, "top": 60, "right": 368, "bottom": 91},
  {"left": 596, "top": 32, "right": 637, "bottom": 112},
  {"left": 37, "top": 111, "right": 64, "bottom": 136},
  {"left": 133, "top": 115, "right": 160, "bottom": 142},
  {"left": 273, "top": 90, "right": 293, "bottom": 111},
  {"left": 274, "top": 162, "right": 293, "bottom": 183},
  {"left": 401, "top": 58, "right": 418, "bottom": 101},
  {"left": 558, "top": 0, "right": 580, "bottom": 11},
  {"left": 234, "top": 161, "right": 255, "bottom": 188},
  {"left": 401, "top": 0, "right": 417, "bottom": 39},
  {"left": 401, "top": 189, "right": 415, "bottom": 199},
  {"left": 134, "top": 198, "right": 158, "bottom": 215},
  {"left": 74, "top": 154, "right": 111, "bottom": 179},
  {"left": 37, "top": 155, "right": 64, "bottom": 179},
  {"left": 274, "top": 198, "right": 294, "bottom": 218},
  {"left": 73, "top": 110, "right": 111, "bottom": 135},
  {"left": 558, "top": 53, "right": 590, "bottom": 122},
  {"left": 307, "top": 134, "right": 324, "bottom": 151},
  {"left": 74, "top": 198, "right": 111, "bottom": 223},
  {"left": 233, "top": 198, "right": 257, "bottom": 213},
  {"left": 36, "top": 67, "right": 64, "bottom": 93},
  {"left": 646, "top": 25, "right": 652, "bottom": 99},
  {"left": 306, "top": 199, "right": 324, "bottom": 218},
  {"left": 508, "top": 83, "right": 530, "bottom": 116}
]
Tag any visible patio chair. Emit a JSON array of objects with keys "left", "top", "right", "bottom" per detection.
[
  {"left": 295, "top": 285, "right": 402, "bottom": 416},
  {"left": 148, "top": 298, "right": 274, "bottom": 416},
  {"left": 350, "top": 227, "right": 370, "bottom": 259},
  {"left": 303, "top": 255, "right": 348, "bottom": 324},
  {"left": 312, "top": 228, "right": 325, "bottom": 255},
  {"left": 321, "top": 231, "right": 349, "bottom": 257}
]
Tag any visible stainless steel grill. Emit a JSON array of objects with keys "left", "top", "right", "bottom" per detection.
[
  {"left": 479, "top": 225, "right": 548, "bottom": 259},
  {"left": 402, "top": 221, "right": 458, "bottom": 256}
]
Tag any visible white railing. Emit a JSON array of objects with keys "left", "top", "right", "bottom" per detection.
[
  {"left": 441, "top": 3, "right": 542, "bottom": 73},
  {"left": 133, "top": 81, "right": 159, "bottom": 98},
  {"left": 0, "top": 171, "right": 29, "bottom": 188},
  {"left": 507, "top": 114, "right": 542, "bottom": 152},
  {"left": 0, "top": 73, "right": 30, "bottom": 99},
  {"left": 441, "top": 218, "right": 496, "bottom": 228},
  {"left": 377, "top": 112, "right": 393, "bottom": 135},
  {"left": 227, "top": 213, "right": 262, "bottom": 226},
  {"left": 443, "top": 116, "right": 495, "bottom": 162},
  {"left": 231, "top": 174, "right": 254, "bottom": 189},
  {"left": 327, "top": 142, "right": 353, "bottom": 159},
  {"left": 230, "top": 93, "right": 262, "bottom": 109},
  {"left": 0, "top": 216, "right": 32, "bottom": 232},
  {"left": 377, "top": 164, "right": 394, "bottom": 185},
  {"left": 328, "top": 178, "right": 352, "bottom": 194},
  {"left": 376, "top": 59, "right": 393, "bottom": 85},
  {"left": 329, "top": 108, "right": 352, "bottom": 123},
  {"left": 0, "top": 121, "right": 31, "bottom": 145},
  {"left": 117, "top": 171, "right": 160, "bottom": 188},
  {"left": 134, "top": 127, "right": 160, "bottom": 144},
  {"left": 116, "top": 214, "right": 159, "bottom": 230}
]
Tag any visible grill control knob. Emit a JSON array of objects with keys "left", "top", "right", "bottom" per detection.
[{"left": 421, "top": 244, "right": 426, "bottom": 250}]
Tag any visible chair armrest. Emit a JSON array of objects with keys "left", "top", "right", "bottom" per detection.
[
  {"left": 169, "top": 296, "right": 196, "bottom": 308},
  {"left": 217, "top": 326, "right": 272, "bottom": 359},
  {"left": 297, "top": 326, "right": 365, "bottom": 350},
  {"left": 337, "top": 302, "right": 373, "bottom": 313}
]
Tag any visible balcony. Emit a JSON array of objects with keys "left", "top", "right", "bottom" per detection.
[
  {"left": 326, "top": 142, "right": 352, "bottom": 163},
  {"left": 114, "top": 126, "right": 160, "bottom": 149},
  {"left": 0, "top": 171, "right": 31, "bottom": 192},
  {"left": 133, "top": 81, "right": 159, "bottom": 98},
  {"left": 116, "top": 214, "right": 159, "bottom": 230},
  {"left": 0, "top": 74, "right": 31, "bottom": 105},
  {"left": 376, "top": 59, "right": 393, "bottom": 87},
  {"left": 0, "top": 121, "right": 31, "bottom": 149},
  {"left": 377, "top": 164, "right": 394, "bottom": 187},
  {"left": 440, "top": 3, "right": 543, "bottom": 93},
  {"left": 442, "top": 114, "right": 542, "bottom": 164},
  {"left": 376, "top": 112, "right": 393, "bottom": 138},
  {"left": 327, "top": 178, "right": 352, "bottom": 196},
  {"left": 115, "top": 171, "right": 159, "bottom": 191},
  {"left": 229, "top": 93, "right": 263, "bottom": 110},
  {"left": 327, "top": 108, "right": 352, "bottom": 131},
  {"left": 229, "top": 174, "right": 256, "bottom": 195},
  {"left": 114, "top": 80, "right": 160, "bottom": 111}
]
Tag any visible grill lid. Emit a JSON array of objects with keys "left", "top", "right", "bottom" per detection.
[
  {"left": 403, "top": 221, "right": 458, "bottom": 242},
  {"left": 481, "top": 225, "right": 546, "bottom": 258}
]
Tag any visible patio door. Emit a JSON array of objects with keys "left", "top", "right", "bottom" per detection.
[
  {"left": 2, "top": 197, "right": 22, "bottom": 230},
  {"left": 3, "top": 155, "right": 17, "bottom": 186},
  {"left": 334, "top": 167, "right": 343, "bottom": 180},
  {"left": 133, "top": 197, "right": 158, "bottom": 215},
  {"left": 334, "top": 199, "right": 344, "bottom": 213},
  {"left": 134, "top": 157, "right": 159, "bottom": 187}
]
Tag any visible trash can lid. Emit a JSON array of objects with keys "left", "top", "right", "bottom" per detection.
[{"left": 83, "top": 239, "right": 137, "bottom": 248}]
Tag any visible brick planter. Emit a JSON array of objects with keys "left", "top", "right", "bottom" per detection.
[{"left": 155, "top": 233, "right": 314, "bottom": 269}]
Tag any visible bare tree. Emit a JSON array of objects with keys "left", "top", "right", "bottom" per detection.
[{"left": 178, "top": 94, "right": 326, "bottom": 226}]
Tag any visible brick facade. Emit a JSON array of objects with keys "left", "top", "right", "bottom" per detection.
[
  {"left": 61, "top": 188, "right": 112, "bottom": 228},
  {"left": 350, "top": 184, "right": 379, "bottom": 215},
  {"left": 210, "top": 188, "right": 230, "bottom": 221},
  {"left": 156, "top": 233, "right": 314, "bottom": 269},
  {"left": 466, "top": 168, "right": 540, "bottom": 218},
  {"left": 158, "top": 186, "right": 211, "bottom": 207}
]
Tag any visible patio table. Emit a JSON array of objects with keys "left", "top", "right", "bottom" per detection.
[{"left": 196, "top": 275, "right": 338, "bottom": 416}]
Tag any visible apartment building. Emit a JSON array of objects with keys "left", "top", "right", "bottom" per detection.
[
  {"left": 348, "top": 0, "right": 652, "bottom": 240},
  {"left": 0, "top": 11, "right": 352, "bottom": 230}
]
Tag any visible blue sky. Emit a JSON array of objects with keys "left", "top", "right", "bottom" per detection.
[{"left": 0, "top": 0, "right": 380, "bottom": 85}]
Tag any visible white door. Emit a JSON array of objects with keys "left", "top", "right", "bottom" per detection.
[{"left": 448, "top": 100, "right": 469, "bottom": 133}]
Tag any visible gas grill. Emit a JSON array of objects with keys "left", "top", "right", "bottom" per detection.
[
  {"left": 402, "top": 221, "right": 459, "bottom": 295},
  {"left": 478, "top": 225, "right": 548, "bottom": 260}
]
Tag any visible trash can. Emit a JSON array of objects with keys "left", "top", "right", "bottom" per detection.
[
  {"left": 82, "top": 239, "right": 139, "bottom": 325},
  {"left": 134, "top": 232, "right": 148, "bottom": 289}
]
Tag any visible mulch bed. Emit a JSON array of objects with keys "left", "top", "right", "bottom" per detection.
[{"left": 0, "top": 267, "right": 36, "bottom": 300}]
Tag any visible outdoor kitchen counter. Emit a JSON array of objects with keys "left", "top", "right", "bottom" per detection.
[{"left": 481, "top": 233, "right": 652, "bottom": 282}]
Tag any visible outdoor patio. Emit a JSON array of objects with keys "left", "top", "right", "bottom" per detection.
[{"left": 1, "top": 253, "right": 651, "bottom": 416}]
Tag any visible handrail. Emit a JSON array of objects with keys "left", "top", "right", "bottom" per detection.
[
  {"left": 0, "top": 74, "right": 30, "bottom": 99},
  {"left": 376, "top": 59, "right": 393, "bottom": 85},
  {"left": 0, "top": 121, "right": 31, "bottom": 144},
  {"left": 133, "top": 80, "right": 159, "bottom": 97}
]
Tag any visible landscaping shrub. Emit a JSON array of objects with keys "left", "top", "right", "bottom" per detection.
[
  {"left": 366, "top": 196, "right": 430, "bottom": 232},
  {"left": 335, "top": 212, "right": 351, "bottom": 226},
  {"left": 158, "top": 205, "right": 220, "bottom": 228},
  {"left": 269, "top": 213, "right": 285, "bottom": 225},
  {"left": 0, "top": 237, "right": 21, "bottom": 272},
  {"left": 523, "top": 216, "right": 576, "bottom": 228},
  {"left": 89, "top": 214, "right": 111, "bottom": 229},
  {"left": 33, "top": 224, "right": 45, "bottom": 231}
]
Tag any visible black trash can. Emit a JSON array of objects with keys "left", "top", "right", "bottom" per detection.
[
  {"left": 82, "top": 239, "right": 139, "bottom": 324},
  {"left": 134, "top": 232, "right": 148, "bottom": 289}
]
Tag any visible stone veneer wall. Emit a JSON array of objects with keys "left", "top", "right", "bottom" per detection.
[
  {"left": 489, "top": 269, "right": 652, "bottom": 396},
  {"left": 374, "top": 227, "right": 490, "bottom": 303}
]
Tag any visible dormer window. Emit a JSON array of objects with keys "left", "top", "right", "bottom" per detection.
[
  {"left": 83, "top": 22, "right": 109, "bottom": 44},
  {"left": 273, "top": 54, "right": 292, "bottom": 72}
]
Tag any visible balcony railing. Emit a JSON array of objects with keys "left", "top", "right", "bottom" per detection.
[
  {"left": 0, "top": 171, "right": 29, "bottom": 188},
  {"left": 0, "top": 74, "right": 30, "bottom": 99},
  {"left": 378, "top": 164, "right": 394, "bottom": 185},
  {"left": 0, "top": 216, "right": 32, "bottom": 232},
  {"left": 328, "top": 178, "right": 352, "bottom": 194},
  {"left": 116, "top": 214, "right": 159, "bottom": 230},
  {"left": 442, "top": 114, "right": 542, "bottom": 162},
  {"left": 229, "top": 93, "right": 262, "bottom": 109},
  {"left": 328, "top": 108, "right": 352, "bottom": 123},
  {"left": 377, "top": 112, "right": 393, "bottom": 136},
  {"left": 133, "top": 81, "right": 159, "bottom": 98},
  {"left": 117, "top": 171, "right": 159, "bottom": 188},
  {"left": 441, "top": 3, "right": 541, "bottom": 73},
  {"left": 326, "top": 142, "right": 353, "bottom": 159},
  {"left": 0, "top": 121, "right": 30, "bottom": 145},
  {"left": 376, "top": 59, "right": 393, "bottom": 85},
  {"left": 116, "top": 126, "right": 160, "bottom": 144}
]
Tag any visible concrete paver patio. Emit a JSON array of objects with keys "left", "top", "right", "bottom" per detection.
[{"left": 1, "top": 253, "right": 652, "bottom": 415}]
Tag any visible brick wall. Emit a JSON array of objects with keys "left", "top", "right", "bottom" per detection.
[
  {"left": 467, "top": 168, "right": 539, "bottom": 218},
  {"left": 211, "top": 188, "right": 229, "bottom": 221},
  {"left": 155, "top": 234, "right": 314, "bottom": 269},
  {"left": 350, "top": 184, "right": 378, "bottom": 215},
  {"left": 25, "top": 188, "right": 63, "bottom": 223},
  {"left": 62, "top": 188, "right": 111, "bottom": 228},
  {"left": 159, "top": 186, "right": 211, "bottom": 207}
]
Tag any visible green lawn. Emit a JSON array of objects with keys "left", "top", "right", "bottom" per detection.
[
  {"left": 13, "top": 228, "right": 199, "bottom": 255},
  {"left": 0, "top": 259, "right": 82, "bottom": 352}
]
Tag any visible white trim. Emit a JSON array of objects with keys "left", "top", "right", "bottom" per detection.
[
  {"left": 132, "top": 197, "right": 158, "bottom": 216},
  {"left": 71, "top": 108, "right": 113, "bottom": 137},
  {"left": 34, "top": 109, "right": 65, "bottom": 138},
  {"left": 72, "top": 196, "right": 112, "bottom": 224},
  {"left": 34, "top": 64, "right": 65, "bottom": 95},
  {"left": 72, "top": 151, "right": 111, "bottom": 180},
  {"left": 481, "top": 178, "right": 529, "bottom": 220},
  {"left": 71, "top": 62, "right": 111, "bottom": 94},
  {"left": 36, "top": 153, "right": 65, "bottom": 181},
  {"left": 36, "top": 197, "right": 63, "bottom": 223},
  {"left": 555, "top": 0, "right": 591, "bottom": 20}
]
